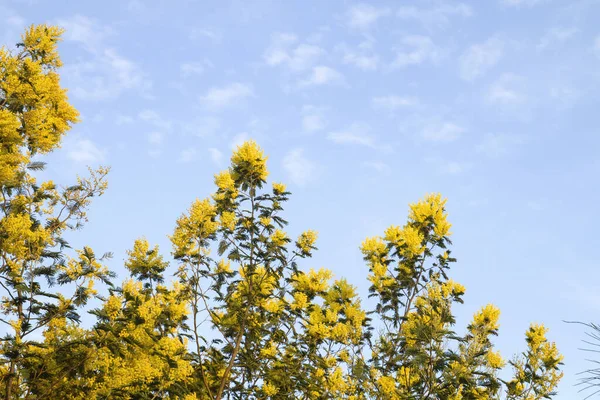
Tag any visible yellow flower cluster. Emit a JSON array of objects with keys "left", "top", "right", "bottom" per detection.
[
  {"left": 272, "top": 182, "right": 287, "bottom": 194},
  {"left": 171, "top": 198, "right": 218, "bottom": 257},
  {"left": 230, "top": 140, "right": 269, "bottom": 184},
  {"left": 296, "top": 230, "right": 318, "bottom": 254},
  {"left": 293, "top": 268, "right": 332, "bottom": 293},
  {"left": 270, "top": 229, "right": 288, "bottom": 246},
  {"left": 408, "top": 193, "right": 452, "bottom": 238}
]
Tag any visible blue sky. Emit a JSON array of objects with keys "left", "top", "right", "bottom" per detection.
[{"left": 2, "top": 0, "right": 600, "bottom": 397}]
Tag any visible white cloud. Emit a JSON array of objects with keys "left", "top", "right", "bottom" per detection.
[
  {"left": 115, "top": 115, "right": 134, "bottom": 125},
  {"left": 303, "top": 115, "right": 325, "bottom": 132},
  {"left": 371, "top": 95, "right": 418, "bottom": 112},
  {"left": 302, "top": 105, "right": 326, "bottom": 133},
  {"left": 58, "top": 16, "right": 151, "bottom": 101},
  {"left": 181, "top": 116, "right": 221, "bottom": 137},
  {"left": 138, "top": 110, "right": 172, "bottom": 131},
  {"left": 189, "top": 28, "right": 221, "bottom": 43},
  {"left": 477, "top": 133, "right": 525, "bottom": 157},
  {"left": 441, "top": 161, "right": 468, "bottom": 174},
  {"left": 362, "top": 161, "right": 390, "bottom": 174},
  {"left": 327, "top": 123, "right": 376, "bottom": 148},
  {"left": 200, "top": 83, "right": 253, "bottom": 109},
  {"left": 549, "top": 84, "right": 580, "bottom": 109},
  {"left": 264, "top": 33, "right": 324, "bottom": 71},
  {"left": 459, "top": 37, "right": 504, "bottom": 81},
  {"left": 537, "top": 27, "right": 579, "bottom": 51},
  {"left": 208, "top": 148, "right": 223, "bottom": 165},
  {"left": 501, "top": 0, "right": 546, "bottom": 6},
  {"left": 346, "top": 4, "right": 391, "bottom": 29},
  {"left": 283, "top": 148, "right": 316, "bottom": 186},
  {"left": 147, "top": 132, "right": 163, "bottom": 145},
  {"left": 337, "top": 40, "right": 380, "bottom": 71},
  {"left": 392, "top": 35, "right": 441, "bottom": 68},
  {"left": 397, "top": 3, "right": 472, "bottom": 30},
  {"left": 179, "top": 148, "right": 198, "bottom": 163},
  {"left": 181, "top": 60, "right": 211, "bottom": 77},
  {"left": 343, "top": 51, "right": 379, "bottom": 70},
  {"left": 300, "top": 66, "right": 344, "bottom": 86},
  {"left": 487, "top": 74, "right": 526, "bottom": 105},
  {"left": 65, "top": 138, "right": 106, "bottom": 163},
  {"left": 65, "top": 49, "right": 151, "bottom": 101},
  {"left": 421, "top": 122, "right": 464, "bottom": 142},
  {"left": 57, "top": 15, "right": 113, "bottom": 52}
]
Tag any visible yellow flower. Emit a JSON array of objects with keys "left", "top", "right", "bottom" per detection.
[
  {"left": 360, "top": 236, "right": 387, "bottom": 262},
  {"left": 472, "top": 304, "right": 500, "bottom": 331},
  {"left": 272, "top": 182, "right": 287, "bottom": 194},
  {"left": 296, "top": 230, "right": 318, "bottom": 253},
  {"left": 219, "top": 211, "right": 236, "bottom": 230},
  {"left": 214, "top": 170, "right": 236, "bottom": 191},
  {"left": 216, "top": 259, "right": 232, "bottom": 273},
  {"left": 486, "top": 350, "right": 505, "bottom": 369},
  {"left": 377, "top": 376, "right": 396, "bottom": 396},
  {"left": 262, "top": 382, "right": 278, "bottom": 396},
  {"left": 230, "top": 140, "right": 269, "bottom": 184},
  {"left": 270, "top": 229, "right": 288, "bottom": 246}
]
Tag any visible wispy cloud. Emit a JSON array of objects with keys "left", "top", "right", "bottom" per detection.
[
  {"left": 180, "top": 60, "right": 212, "bottom": 77},
  {"left": 208, "top": 148, "right": 223, "bottom": 165},
  {"left": 327, "top": 122, "right": 390, "bottom": 150},
  {"left": 397, "top": 3, "right": 472, "bottom": 30},
  {"left": 138, "top": 109, "right": 173, "bottom": 131},
  {"left": 283, "top": 148, "right": 317, "bottom": 186},
  {"left": 299, "top": 66, "right": 344, "bottom": 87},
  {"left": 200, "top": 83, "right": 254, "bottom": 109},
  {"left": 421, "top": 122, "right": 465, "bottom": 142},
  {"left": 179, "top": 148, "right": 198, "bottom": 163},
  {"left": 477, "top": 133, "right": 525, "bottom": 157},
  {"left": 328, "top": 124, "right": 375, "bottom": 147},
  {"left": 501, "top": 0, "right": 547, "bottom": 7},
  {"left": 58, "top": 15, "right": 151, "bottom": 101},
  {"left": 147, "top": 132, "right": 163, "bottom": 145},
  {"left": 346, "top": 4, "right": 391, "bottom": 30},
  {"left": 264, "top": 33, "right": 324, "bottom": 71},
  {"left": 392, "top": 35, "right": 441, "bottom": 68},
  {"left": 302, "top": 105, "right": 327, "bottom": 133},
  {"left": 537, "top": 27, "right": 579, "bottom": 51},
  {"left": 425, "top": 156, "right": 470, "bottom": 174},
  {"left": 459, "top": 37, "right": 504, "bottom": 81},
  {"left": 362, "top": 161, "right": 390, "bottom": 174},
  {"left": 371, "top": 95, "right": 418, "bottom": 112},
  {"left": 64, "top": 137, "right": 106, "bottom": 163},
  {"left": 486, "top": 74, "right": 527, "bottom": 105}
]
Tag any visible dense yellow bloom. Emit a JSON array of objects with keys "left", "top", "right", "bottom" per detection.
[
  {"left": 296, "top": 229, "right": 318, "bottom": 254},
  {"left": 0, "top": 213, "right": 50, "bottom": 262},
  {"left": 472, "top": 304, "right": 501, "bottom": 332},
  {"left": 270, "top": 229, "right": 288, "bottom": 246},
  {"left": 230, "top": 140, "right": 269, "bottom": 184},
  {"left": 219, "top": 211, "right": 237, "bottom": 230},
  {"left": 171, "top": 198, "right": 218, "bottom": 256},
  {"left": 360, "top": 236, "right": 387, "bottom": 262},
  {"left": 215, "top": 170, "right": 236, "bottom": 191},
  {"left": 486, "top": 350, "right": 505, "bottom": 368},
  {"left": 293, "top": 268, "right": 332, "bottom": 293},
  {"left": 272, "top": 182, "right": 287, "bottom": 194},
  {"left": 408, "top": 193, "right": 452, "bottom": 237},
  {"left": 377, "top": 376, "right": 397, "bottom": 398},
  {"left": 263, "top": 382, "right": 279, "bottom": 396}
]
